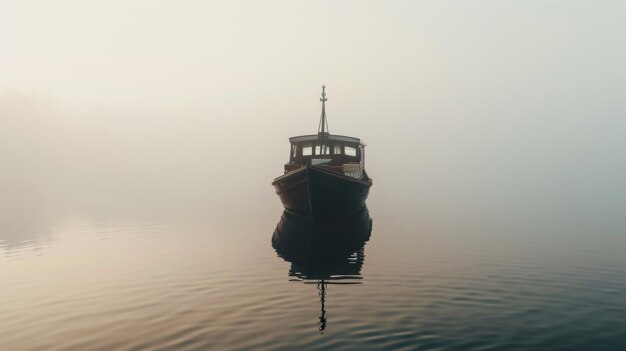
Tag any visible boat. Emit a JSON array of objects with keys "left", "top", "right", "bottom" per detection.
[{"left": 272, "top": 86, "right": 373, "bottom": 218}]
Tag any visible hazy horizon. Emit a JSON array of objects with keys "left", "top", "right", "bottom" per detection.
[{"left": 2, "top": 0, "right": 625, "bottom": 231}]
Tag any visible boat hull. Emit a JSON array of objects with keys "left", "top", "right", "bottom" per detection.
[{"left": 272, "top": 165, "right": 372, "bottom": 218}]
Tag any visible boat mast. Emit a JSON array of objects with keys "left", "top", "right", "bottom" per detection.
[{"left": 318, "top": 85, "right": 329, "bottom": 136}]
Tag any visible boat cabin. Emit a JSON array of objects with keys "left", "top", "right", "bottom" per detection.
[
  {"left": 284, "top": 86, "right": 366, "bottom": 179},
  {"left": 285, "top": 134, "right": 366, "bottom": 177}
]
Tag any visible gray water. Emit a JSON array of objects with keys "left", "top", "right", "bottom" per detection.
[{"left": 2, "top": 176, "right": 626, "bottom": 350}]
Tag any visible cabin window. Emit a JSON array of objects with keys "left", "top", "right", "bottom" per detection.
[
  {"left": 333, "top": 144, "right": 342, "bottom": 155},
  {"left": 344, "top": 146, "right": 357, "bottom": 157},
  {"left": 302, "top": 144, "right": 312, "bottom": 156},
  {"left": 314, "top": 145, "right": 330, "bottom": 155},
  {"left": 291, "top": 145, "right": 298, "bottom": 157}
]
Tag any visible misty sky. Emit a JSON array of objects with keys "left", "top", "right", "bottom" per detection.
[{"left": 1, "top": 1, "right": 625, "bottom": 233}]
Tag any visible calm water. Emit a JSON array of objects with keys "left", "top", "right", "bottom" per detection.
[{"left": 2, "top": 185, "right": 626, "bottom": 351}]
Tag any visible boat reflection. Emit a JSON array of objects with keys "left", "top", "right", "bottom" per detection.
[{"left": 272, "top": 206, "right": 373, "bottom": 332}]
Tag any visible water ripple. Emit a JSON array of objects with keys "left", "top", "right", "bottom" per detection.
[{"left": 2, "top": 211, "right": 626, "bottom": 350}]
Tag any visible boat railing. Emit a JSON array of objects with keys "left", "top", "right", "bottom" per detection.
[
  {"left": 321, "top": 164, "right": 363, "bottom": 179},
  {"left": 341, "top": 163, "right": 363, "bottom": 179},
  {"left": 284, "top": 163, "right": 305, "bottom": 173},
  {"left": 345, "top": 170, "right": 363, "bottom": 179},
  {"left": 284, "top": 163, "right": 363, "bottom": 179}
]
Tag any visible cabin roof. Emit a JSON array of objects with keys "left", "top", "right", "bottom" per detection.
[{"left": 289, "top": 134, "right": 367, "bottom": 147}]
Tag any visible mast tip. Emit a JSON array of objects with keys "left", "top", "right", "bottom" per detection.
[{"left": 318, "top": 85, "right": 329, "bottom": 134}]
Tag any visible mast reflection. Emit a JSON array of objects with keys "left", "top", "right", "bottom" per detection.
[{"left": 272, "top": 206, "right": 373, "bottom": 332}]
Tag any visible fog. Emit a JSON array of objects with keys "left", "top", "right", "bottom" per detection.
[{"left": 2, "top": 1, "right": 625, "bottom": 234}]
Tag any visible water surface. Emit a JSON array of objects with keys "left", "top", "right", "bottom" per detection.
[{"left": 2, "top": 188, "right": 626, "bottom": 351}]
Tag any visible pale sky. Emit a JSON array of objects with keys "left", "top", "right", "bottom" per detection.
[
  {"left": 2, "top": 1, "right": 623, "bottom": 109},
  {"left": 1, "top": 1, "right": 625, "bottom": 231}
]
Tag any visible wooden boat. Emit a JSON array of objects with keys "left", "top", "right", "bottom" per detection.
[{"left": 272, "top": 86, "right": 373, "bottom": 218}]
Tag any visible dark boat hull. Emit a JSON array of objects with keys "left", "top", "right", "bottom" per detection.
[{"left": 272, "top": 165, "right": 372, "bottom": 218}]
